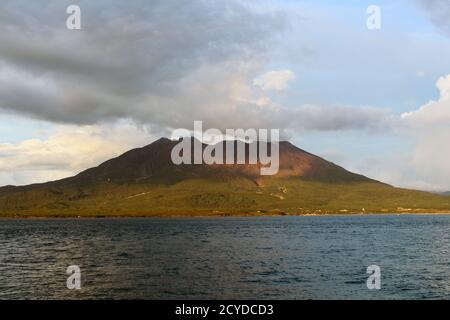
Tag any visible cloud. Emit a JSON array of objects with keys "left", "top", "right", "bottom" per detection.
[
  {"left": 0, "top": 0, "right": 287, "bottom": 128},
  {"left": 253, "top": 69, "right": 296, "bottom": 91},
  {"left": 416, "top": 0, "right": 450, "bottom": 36},
  {"left": 396, "top": 74, "right": 450, "bottom": 190},
  {"left": 0, "top": 121, "right": 155, "bottom": 185},
  {"left": 402, "top": 74, "right": 450, "bottom": 125},
  {"left": 0, "top": 0, "right": 394, "bottom": 134},
  {"left": 301, "top": 74, "right": 450, "bottom": 192},
  {"left": 287, "top": 105, "right": 394, "bottom": 132}
]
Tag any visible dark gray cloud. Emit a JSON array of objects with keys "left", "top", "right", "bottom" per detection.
[
  {"left": 286, "top": 105, "right": 394, "bottom": 132},
  {"left": 0, "top": 0, "right": 394, "bottom": 133},
  {"left": 0, "top": 0, "right": 286, "bottom": 125}
]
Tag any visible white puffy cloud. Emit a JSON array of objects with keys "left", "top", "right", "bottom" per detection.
[
  {"left": 396, "top": 74, "right": 450, "bottom": 190},
  {"left": 0, "top": 121, "right": 155, "bottom": 185},
  {"left": 402, "top": 74, "right": 450, "bottom": 123},
  {"left": 253, "top": 69, "right": 296, "bottom": 91}
]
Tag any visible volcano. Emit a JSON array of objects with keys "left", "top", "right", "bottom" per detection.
[{"left": 0, "top": 138, "right": 449, "bottom": 217}]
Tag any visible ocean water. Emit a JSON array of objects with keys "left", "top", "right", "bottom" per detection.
[{"left": 1, "top": 215, "right": 450, "bottom": 300}]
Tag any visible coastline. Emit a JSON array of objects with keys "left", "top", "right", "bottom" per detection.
[{"left": 2, "top": 210, "right": 450, "bottom": 219}]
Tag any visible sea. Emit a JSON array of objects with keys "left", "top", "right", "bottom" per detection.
[{"left": 1, "top": 215, "right": 450, "bottom": 299}]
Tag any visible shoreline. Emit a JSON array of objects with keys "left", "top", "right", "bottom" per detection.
[{"left": 3, "top": 211, "right": 450, "bottom": 219}]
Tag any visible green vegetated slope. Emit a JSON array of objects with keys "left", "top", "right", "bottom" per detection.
[{"left": 0, "top": 138, "right": 449, "bottom": 217}]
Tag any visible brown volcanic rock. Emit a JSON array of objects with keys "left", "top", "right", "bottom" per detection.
[
  {"left": 66, "top": 137, "right": 374, "bottom": 185},
  {"left": 0, "top": 137, "right": 374, "bottom": 194}
]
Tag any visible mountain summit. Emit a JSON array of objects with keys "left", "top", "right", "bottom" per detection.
[
  {"left": 0, "top": 138, "right": 449, "bottom": 217},
  {"left": 57, "top": 137, "right": 374, "bottom": 185}
]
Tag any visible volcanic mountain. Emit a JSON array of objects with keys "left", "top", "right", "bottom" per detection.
[{"left": 0, "top": 138, "right": 449, "bottom": 217}]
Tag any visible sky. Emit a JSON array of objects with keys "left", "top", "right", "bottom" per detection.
[{"left": 0, "top": 0, "right": 450, "bottom": 191}]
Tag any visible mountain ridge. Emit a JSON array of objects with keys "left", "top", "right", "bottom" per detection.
[
  {"left": 0, "top": 137, "right": 449, "bottom": 217},
  {"left": 0, "top": 137, "right": 377, "bottom": 190}
]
